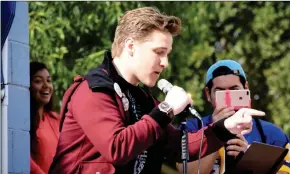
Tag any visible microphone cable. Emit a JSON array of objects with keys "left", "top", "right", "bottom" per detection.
[{"left": 188, "top": 108, "right": 204, "bottom": 174}]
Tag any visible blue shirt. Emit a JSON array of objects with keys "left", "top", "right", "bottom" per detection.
[{"left": 186, "top": 115, "right": 290, "bottom": 173}]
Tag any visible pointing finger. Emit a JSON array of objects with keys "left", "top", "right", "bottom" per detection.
[{"left": 242, "top": 108, "right": 265, "bottom": 117}]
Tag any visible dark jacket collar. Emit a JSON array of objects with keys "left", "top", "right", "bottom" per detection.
[{"left": 84, "top": 50, "right": 136, "bottom": 91}]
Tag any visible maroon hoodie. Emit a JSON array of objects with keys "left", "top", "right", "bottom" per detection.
[{"left": 49, "top": 51, "right": 234, "bottom": 174}]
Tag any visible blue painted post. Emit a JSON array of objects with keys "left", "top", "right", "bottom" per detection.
[{"left": 1, "top": 2, "right": 30, "bottom": 174}]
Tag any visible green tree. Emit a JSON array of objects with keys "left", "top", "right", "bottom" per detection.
[
  {"left": 29, "top": 2, "right": 290, "bottom": 173},
  {"left": 29, "top": 1, "right": 290, "bottom": 138},
  {"left": 143, "top": 2, "right": 290, "bottom": 134},
  {"left": 29, "top": 2, "right": 141, "bottom": 107}
]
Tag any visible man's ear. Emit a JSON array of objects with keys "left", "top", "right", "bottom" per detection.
[
  {"left": 124, "top": 38, "right": 134, "bottom": 57},
  {"left": 205, "top": 87, "right": 211, "bottom": 102},
  {"left": 245, "top": 81, "right": 249, "bottom": 89}
]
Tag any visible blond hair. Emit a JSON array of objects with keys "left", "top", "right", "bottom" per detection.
[{"left": 111, "top": 7, "right": 181, "bottom": 58}]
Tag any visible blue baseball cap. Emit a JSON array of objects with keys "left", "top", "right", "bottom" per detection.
[{"left": 205, "top": 59, "right": 247, "bottom": 84}]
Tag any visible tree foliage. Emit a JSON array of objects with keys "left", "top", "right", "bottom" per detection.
[{"left": 29, "top": 1, "right": 290, "bottom": 137}]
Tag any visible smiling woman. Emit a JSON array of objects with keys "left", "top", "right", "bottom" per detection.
[{"left": 29, "top": 62, "right": 60, "bottom": 174}]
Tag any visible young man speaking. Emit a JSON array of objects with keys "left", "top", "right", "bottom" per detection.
[{"left": 49, "top": 7, "right": 265, "bottom": 174}]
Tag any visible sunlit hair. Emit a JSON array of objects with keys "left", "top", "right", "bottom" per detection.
[{"left": 112, "top": 7, "right": 181, "bottom": 58}]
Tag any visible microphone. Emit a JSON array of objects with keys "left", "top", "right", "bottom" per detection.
[
  {"left": 157, "top": 79, "right": 201, "bottom": 120},
  {"left": 157, "top": 79, "right": 173, "bottom": 94},
  {"left": 157, "top": 79, "right": 204, "bottom": 174}
]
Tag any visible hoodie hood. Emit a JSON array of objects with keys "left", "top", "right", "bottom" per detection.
[{"left": 84, "top": 50, "right": 134, "bottom": 91}]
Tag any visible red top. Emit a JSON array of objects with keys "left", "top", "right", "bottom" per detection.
[
  {"left": 49, "top": 81, "right": 224, "bottom": 174},
  {"left": 31, "top": 111, "right": 60, "bottom": 174}
]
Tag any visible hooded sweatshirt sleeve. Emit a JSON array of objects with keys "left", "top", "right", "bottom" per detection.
[{"left": 70, "top": 81, "right": 165, "bottom": 165}]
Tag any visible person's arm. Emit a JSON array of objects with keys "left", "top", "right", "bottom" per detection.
[
  {"left": 71, "top": 87, "right": 171, "bottom": 166},
  {"left": 30, "top": 157, "right": 45, "bottom": 174},
  {"left": 165, "top": 119, "right": 230, "bottom": 162},
  {"left": 165, "top": 108, "right": 265, "bottom": 162},
  {"left": 177, "top": 152, "right": 218, "bottom": 174},
  {"left": 277, "top": 141, "right": 290, "bottom": 174}
]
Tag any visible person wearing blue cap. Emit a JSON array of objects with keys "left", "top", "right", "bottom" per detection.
[{"left": 177, "top": 60, "right": 290, "bottom": 174}]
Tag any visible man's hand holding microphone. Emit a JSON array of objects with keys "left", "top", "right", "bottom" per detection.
[{"left": 157, "top": 79, "right": 265, "bottom": 135}]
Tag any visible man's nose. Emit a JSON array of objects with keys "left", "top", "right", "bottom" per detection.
[{"left": 160, "top": 57, "right": 168, "bottom": 68}]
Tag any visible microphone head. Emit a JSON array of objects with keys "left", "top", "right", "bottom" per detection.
[{"left": 157, "top": 79, "right": 173, "bottom": 94}]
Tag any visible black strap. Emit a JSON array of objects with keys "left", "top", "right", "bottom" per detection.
[
  {"left": 197, "top": 119, "right": 202, "bottom": 130},
  {"left": 254, "top": 117, "right": 266, "bottom": 143},
  {"left": 59, "top": 78, "right": 85, "bottom": 132}
]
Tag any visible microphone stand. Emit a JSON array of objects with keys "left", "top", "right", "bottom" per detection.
[{"left": 180, "top": 121, "right": 189, "bottom": 174}]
